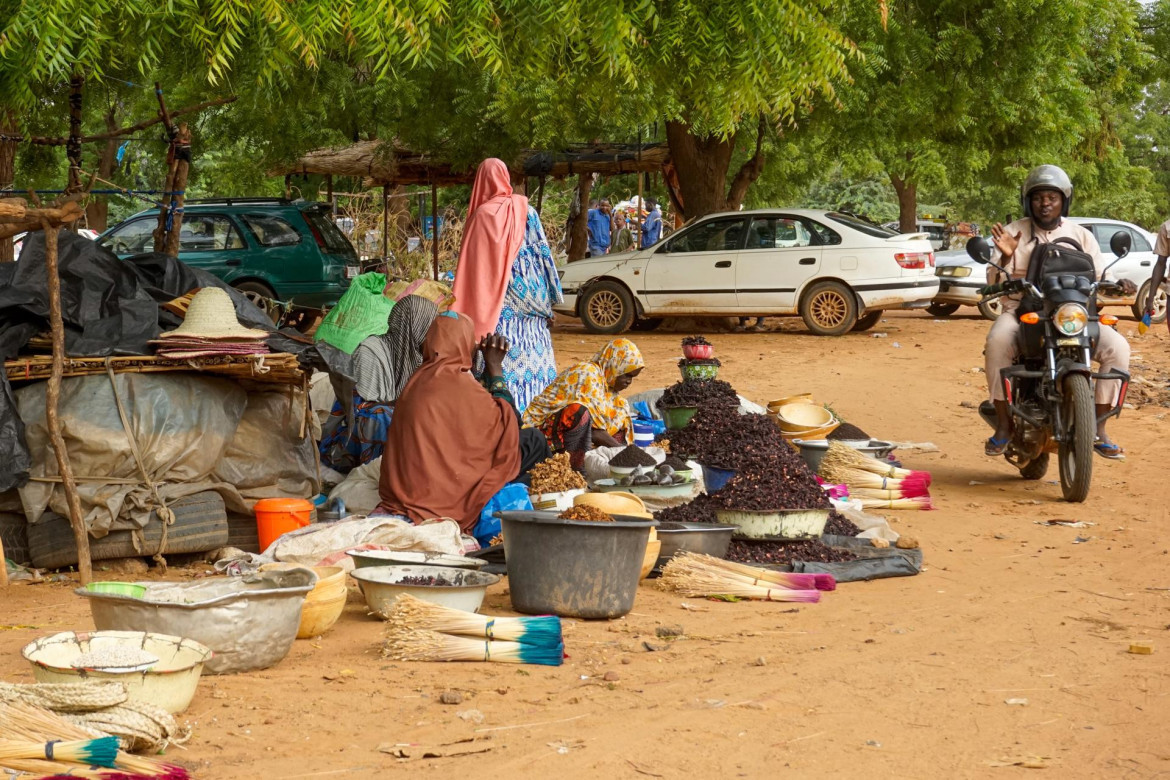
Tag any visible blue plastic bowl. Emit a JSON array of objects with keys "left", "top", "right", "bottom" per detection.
[{"left": 702, "top": 464, "right": 738, "bottom": 492}]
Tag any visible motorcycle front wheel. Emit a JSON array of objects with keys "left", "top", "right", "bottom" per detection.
[{"left": 1058, "top": 373, "right": 1094, "bottom": 502}]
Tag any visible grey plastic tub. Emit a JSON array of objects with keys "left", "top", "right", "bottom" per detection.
[
  {"left": 77, "top": 569, "right": 315, "bottom": 675},
  {"left": 496, "top": 510, "right": 655, "bottom": 619},
  {"left": 655, "top": 522, "right": 736, "bottom": 568},
  {"left": 790, "top": 438, "right": 896, "bottom": 472}
]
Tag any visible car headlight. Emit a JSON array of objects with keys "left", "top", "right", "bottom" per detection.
[
  {"left": 558, "top": 269, "right": 565, "bottom": 280},
  {"left": 951, "top": 266, "right": 972, "bottom": 278},
  {"left": 1053, "top": 303, "right": 1088, "bottom": 335}
]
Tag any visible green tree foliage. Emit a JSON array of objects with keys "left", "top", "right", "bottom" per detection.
[{"left": 826, "top": 0, "right": 1148, "bottom": 232}]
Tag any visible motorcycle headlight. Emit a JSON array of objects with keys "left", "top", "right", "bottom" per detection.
[{"left": 1053, "top": 303, "right": 1088, "bottom": 335}]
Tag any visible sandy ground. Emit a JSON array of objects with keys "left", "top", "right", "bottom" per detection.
[{"left": 2, "top": 310, "right": 1169, "bottom": 779}]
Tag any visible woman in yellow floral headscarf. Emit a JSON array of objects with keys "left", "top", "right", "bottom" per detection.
[{"left": 522, "top": 339, "right": 645, "bottom": 467}]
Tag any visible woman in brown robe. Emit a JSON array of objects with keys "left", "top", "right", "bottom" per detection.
[{"left": 375, "top": 313, "right": 548, "bottom": 531}]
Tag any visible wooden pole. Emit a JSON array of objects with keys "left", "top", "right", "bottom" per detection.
[
  {"left": 162, "top": 123, "right": 190, "bottom": 258},
  {"left": 431, "top": 180, "right": 439, "bottom": 281},
  {"left": 635, "top": 129, "right": 643, "bottom": 248},
  {"left": 41, "top": 222, "right": 92, "bottom": 585},
  {"left": 152, "top": 84, "right": 178, "bottom": 253}
]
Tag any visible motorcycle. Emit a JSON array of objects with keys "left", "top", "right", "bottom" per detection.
[{"left": 967, "top": 231, "right": 1132, "bottom": 502}]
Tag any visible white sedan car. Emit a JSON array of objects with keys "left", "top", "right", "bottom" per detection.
[
  {"left": 556, "top": 209, "right": 940, "bottom": 336},
  {"left": 929, "top": 217, "right": 1168, "bottom": 322}
]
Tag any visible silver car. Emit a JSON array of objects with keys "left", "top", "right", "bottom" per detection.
[{"left": 928, "top": 217, "right": 1168, "bottom": 322}]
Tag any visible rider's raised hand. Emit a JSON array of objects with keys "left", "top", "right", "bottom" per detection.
[{"left": 991, "top": 223, "right": 1020, "bottom": 259}]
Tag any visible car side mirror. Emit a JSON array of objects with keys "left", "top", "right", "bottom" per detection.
[
  {"left": 1109, "top": 230, "right": 1131, "bottom": 259},
  {"left": 966, "top": 236, "right": 992, "bottom": 264}
]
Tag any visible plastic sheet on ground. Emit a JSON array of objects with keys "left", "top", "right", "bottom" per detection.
[
  {"left": 790, "top": 534, "right": 923, "bottom": 582},
  {"left": 328, "top": 457, "right": 382, "bottom": 516},
  {"left": 264, "top": 515, "right": 464, "bottom": 568},
  {"left": 831, "top": 498, "right": 899, "bottom": 542}
]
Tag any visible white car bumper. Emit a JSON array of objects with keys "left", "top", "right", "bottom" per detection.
[{"left": 856, "top": 278, "right": 941, "bottom": 310}]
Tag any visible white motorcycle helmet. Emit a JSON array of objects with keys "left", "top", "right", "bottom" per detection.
[{"left": 1020, "top": 164, "right": 1073, "bottom": 219}]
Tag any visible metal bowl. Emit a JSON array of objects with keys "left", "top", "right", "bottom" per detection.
[
  {"left": 349, "top": 565, "right": 500, "bottom": 616},
  {"left": 654, "top": 522, "right": 736, "bottom": 567},
  {"left": 346, "top": 548, "right": 487, "bottom": 571}
]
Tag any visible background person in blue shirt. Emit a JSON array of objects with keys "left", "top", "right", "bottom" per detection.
[
  {"left": 640, "top": 198, "right": 662, "bottom": 248},
  {"left": 586, "top": 199, "right": 612, "bottom": 256}
]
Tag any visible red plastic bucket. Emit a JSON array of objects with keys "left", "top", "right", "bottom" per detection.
[{"left": 254, "top": 498, "right": 314, "bottom": 551}]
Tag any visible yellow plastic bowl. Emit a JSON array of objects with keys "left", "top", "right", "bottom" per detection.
[
  {"left": 640, "top": 540, "right": 662, "bottom": 580},
  {"left": 574, "top": 491, "right": 652, "bottom": 519},
  {"left": 781, "top": 421, "right": 841, "bottom": 449},
  {"left": 766, "top": 394, "right": 814, "bottom": 413},
  {"left": 260, "top": 564, "right": 347, "bottom": 637},
  {"left": 774, "top": 403, "right": 835, "bottom": 432}
]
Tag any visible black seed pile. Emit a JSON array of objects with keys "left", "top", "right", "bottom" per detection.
[
  {"left": 714, "top": 463, "right": 830, "bottom": 510},
  {"left": 828, "top": 422, "right": 870, "bottom": 440},
  {"left": 824, "top": 510, "right": 861, "bottom": 536},
  {"left": 726, "top": 539, "right": 857, "bottom": 565},
  {"left": 609, "top": 445, "right": 658, "bottom": 468},
  {"left": 657, "top": 379, "right": 739, "bottom": 411},
  {"left": 682, "top": 335, "right": 712, "bottom": 347},
  {"left": 653, "top": 493, "right": 722, "bottom": 524},
  {"left": 662, "top": 455, "right": 689, "bottom": 471},
  {"left": 665, "top": 407, "right": 810, "bottom": 474},
  {"left": 399, "top": 574, "right": 455, "bottom": 586}
]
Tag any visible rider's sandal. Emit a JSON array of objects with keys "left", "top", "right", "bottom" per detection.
[
  {"left": 1093, "top": 440, "right": 1125, "bottom": 460},
  {"left": 985, "top": 436, "right": 1010, "bottom": 456}
]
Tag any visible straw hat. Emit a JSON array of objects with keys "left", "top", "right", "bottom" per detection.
[{"left": 159, "top": 287, "right": 270, "bottom": 340}]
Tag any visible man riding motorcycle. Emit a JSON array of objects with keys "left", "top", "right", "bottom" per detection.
[{"left": 981, "top": 164, "right": 1134, "bottom": 459}]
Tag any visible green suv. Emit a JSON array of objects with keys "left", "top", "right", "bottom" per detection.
[{"left": 98, "top": 199, "right": 357, "bottom": 309}]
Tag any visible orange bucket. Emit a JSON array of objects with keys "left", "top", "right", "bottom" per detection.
[{"left": 254, "top": 498, "right": 314, "bottom": 551}]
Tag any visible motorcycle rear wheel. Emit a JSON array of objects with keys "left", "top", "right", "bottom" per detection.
[
  {"left": 1058, "top": 373, "right": 1094, "bottom": 502},
  {"left": 1018, "top": 453, "right": 1049, "bottom": 480}
]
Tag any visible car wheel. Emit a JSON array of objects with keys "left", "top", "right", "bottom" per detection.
[
  {"left": 232, "top": 281, "right": 279, "bottom": 323},
  {"left": 1133, "top": 281, "right": 1168, "bottom": 323},
  {"left": 579, "top": 281, "right": 636, "bottom": 335},
  {"left": 851, "top": 310, "right": 884, "bottom": 332},
  {"left": 800, "top": 281, "right": 858, "bottom": 336},
  {"left": 630, "top": 317, "right": 664, "bottom": 332},
  {"left": 926, "top": 302, "right": 960, "bottom": 317},
  {"left": 978, "top": 297, "right": 1002, "bottom": 321}
]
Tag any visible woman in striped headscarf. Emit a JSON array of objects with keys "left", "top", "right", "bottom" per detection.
[{"left": 319, "top": 295, "right": 439, "bottom": 471}]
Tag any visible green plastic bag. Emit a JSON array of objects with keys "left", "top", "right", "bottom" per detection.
[{"left": 314, "top": 272, "right": 394, "bottom": 354}]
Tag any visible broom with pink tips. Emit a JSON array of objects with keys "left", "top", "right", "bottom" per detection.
[{"left": 659, "top": 553, "right": 827, "bottom": 602}]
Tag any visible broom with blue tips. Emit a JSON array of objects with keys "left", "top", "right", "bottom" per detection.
[
  {"left": 385, "top": 594, "right": 563, "bottom": 647},
  {"left": 0, "top": 735, "right": 119, "bottom": 767},
  {"left": 382, "top": 626, "right": 565, "bottom": 666}
]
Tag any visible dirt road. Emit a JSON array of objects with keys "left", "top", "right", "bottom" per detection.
[{"left": 2, "top": 311, "right": 1168, "bottom": 779}]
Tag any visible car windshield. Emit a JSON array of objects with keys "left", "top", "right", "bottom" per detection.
[{"left": 827, "top": 212, "right": 899, "bottom": 238}]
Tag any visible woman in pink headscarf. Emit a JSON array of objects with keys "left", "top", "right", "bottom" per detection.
[{"left": 452, "top": 158, "right": 562, "bottom": 412}]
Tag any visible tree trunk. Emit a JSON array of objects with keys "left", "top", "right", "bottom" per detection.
[
  {"left": 664, "top": 120, "right": 738, "bottom": 220},
  {"left": 66, "top": 74, "right": 84, "bottom": 194},
  {"left": 890, "top": 173, "right": 917, "bottom": 234},
  {"left": 0, "top": 109, "right": 16, "bottom": 261},
  {"left": 725, "top": 115, "right": 768, "bottom": 211},
  {"left": 567, "top": 173, "right": 593, "bottom": 262},
  {"left": 84, "top": 107, "right": 120, "bottom": 231}
]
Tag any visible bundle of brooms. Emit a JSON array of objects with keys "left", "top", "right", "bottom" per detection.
[
  {"left": 819, "top": 442, "right": 934, "bottom": 509},
  {"left": 381, "top": 595, "right": 564, "bottom": 666},
  {"left": 659, "top": 552, "right": 832, "bottom": 602},
  {"left": 0, "top": 702, "right": 189, "bottom": 779}
]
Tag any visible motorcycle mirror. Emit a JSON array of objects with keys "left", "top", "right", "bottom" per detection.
[
  {"left": 966, "top": 236, "right": 993, "bottom": 264},
  {"left": 1109, "top": 230, "right": 1131, "bottom": 259}
]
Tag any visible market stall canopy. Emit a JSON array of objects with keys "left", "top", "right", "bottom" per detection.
[{"left": 273, "top": 139, "right": 671, "bottom": 187}]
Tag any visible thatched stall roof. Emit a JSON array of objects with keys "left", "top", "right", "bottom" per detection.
[{"left": 275, "top": 140, "right": 670, "bottom": 187}]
